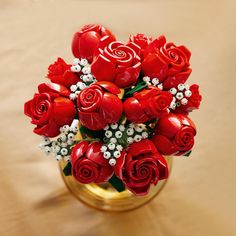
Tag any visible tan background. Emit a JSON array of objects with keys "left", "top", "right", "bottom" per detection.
[{"left": 0, "top": 0, "right": 235, "bottom": 235}]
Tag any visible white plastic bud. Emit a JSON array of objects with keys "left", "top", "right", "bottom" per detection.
[
  {"left": 170, "top": 88, "right": 177, "bottom": 95},
  {"left": 177, "top": 84, "right": 185, "bottom": 91},
  {"left": 176, "top": 92, "right": 184, "bottom": 100},
  {"left": 109, "top": 158, "right": 116, "bottom": 166}
]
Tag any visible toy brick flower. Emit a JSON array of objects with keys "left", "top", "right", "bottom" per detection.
[
  {"left": 71, "top": 141, "right": 113, "bottom": 183},
  {"left": 91, "top": 36, "right": 141, "bottom": 88},
  {"left": 114, "top": 139, "right": 168, "bottom": 196},
  {"left": 129, "top": 33, "right": 152, "bottom": 50},
  {"left": 152, "top": 114, "right": 196, "bottom": 155},
  {"left": 77, "top": 81, "right": 123, "bottom": 130},
  {"left": 124, "top": 86, "right": 173, "bottom": 123},
  {"left": 173, "top": 84, "right": 202, "bottom": 114},
  {"left": 72, "top": 24, "right": 116, "bottom": 63},
  {"left": 142, "top": 35, "right": 192, "bottom": 89},
  {"left": 24, "top": 83, "right": 76, "bottom": 137},
  {"left": 47, "top": 57, "right": 80, "bottom": 88}
]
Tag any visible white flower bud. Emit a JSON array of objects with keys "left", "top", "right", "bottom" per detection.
[
  {"left": 177, "top": 84, "right": 185, "bottom": 91},
  {"left": 61, "top": 148, "right": 68, "bottom": 156},
  {"left": 110, "top": 138, "right": 117, "bottom": 143},
  {"left": 75, "top": 91, "right": 80, "bottom": 96},
  {"left": 127, "top": 137, "right": 134, "bottom": 144},
  {"left": 126, "top": 128, "right": 134, "bottom": 136},
  {"left": 100, "top": 146, "right": 107, "bottom": 153},
  {"left": 116, "top": 145, "right": 123, "bottom": 151},
  {"left": 67, "top": 133, "right": 75, "bottom": 140},
  {"left": 73, "top": 58, "right": 80, "bottom": 65},
  {"left": 170, "top": 88, "right": 177, "bottom": 95},
  {"left": 71, "top": 65, "right": 81, "bottom": 72},
  {"left": 143, "top": 76, "right": 150, "bottom": 82},
  {"left": 80, "top": 58, "right": 88, "bottom": 66},
  {"left": 170, "top": 102, "right": 176, "bottom": 110},
  {"left": 61, "top": 125, "right": 70, "bottom": 133},
  {"left": 185, "top": 90, "right": 192, "bottom": 97},
  {"left": 105, "top": 130, "right": 112, "bottom": 138},
  {"left": 60, "top": 134, "right": 67, "bottom": 142},
  {"left": 69, "top": 93, "right": 77, "bottom": 100},
  {"left": 56, "top": 155, "right": 62, "bottom": 161},
  {"left": 110, "top": 123, "right": 118, "bottom": 130},
  {"left": 67, "top": 140, "right": 74, "bottom": 145},
  {"left": 119, "top": 125, "right": 125, "bottom": 132},
  {"left": 109, "top": 158, "right": 116, "bottom": 166},
  {"left": 142, "top": 132, "right": 148, "bottom": 138},
  {"left": 181, "top": 98, "right": 188, "bottom": 105},
  {"left": 82, "top": 66, "right": 91, "bottom": 74},
  {"left": 134, "top": 125, "right": 143, "bottom": 132},
  {"left": 152, "top": 78, "right": 159, "bottom": 85},
  {"left": 115, "top": 131, "right": 122, "bottom": 138},
  {"left": 108, "top": 143, "right": 116, "bottom": 150},
  {"left": 185, "top": 84, "right": 190, "bottom": 90},
  {"left": 157, "top": 84, "right": 163, "bottom": 90},
  {"left": 176, "top": 92, "right": 184, "bottom": 100},
  {"left": 114, "top": 151, "right": 121, "bottom": 158},
  {"left": 64, "top": 156, "right": 70, "bottom": 162},
  {"left": 70, "top": 85, "right": 77, "bottom": 92},
  {"left": 134, "top": 135, "right": 142, "bottom": 142},
  {"left": 44, "top": 146, "right": 51, "bottom": 155},
  {"left": 61, "top": 142, "right": 67, "bottom": 148}
]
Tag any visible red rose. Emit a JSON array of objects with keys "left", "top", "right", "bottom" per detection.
[
  {"left": 129, "top": 33, "right": 152, "bottom": 49},
  {"left": 152, "top": 114, "right": 196, "bottom": 155},
  {"left": 24, "top": 83, "right": 76, "bottom": 137},
  {"left": 71, "top": 141, "right": 113, "bottom": 184},
  {"left": 72, "top": 24, "right": 116, "bottom": 63},
  {"left": 142, "top": 35, "right": 192, "bottom": 89},
  {"left": 91, "top": 36, "right": 141, "bottom": 88},
  {"left": 77, "top": 81, "right": 123, "bottom": 130},
  {"left": 47, "top": 57, "right": 79, "bottom": 88},
  {"left": 114, "top": 139, "right": 168, "bottom": 196},
  {"left": 174, "top": 84, "right": 202, "bottom": 114},
  {"left": 124, "top": 86, "right": 173, "bottom": 123}
]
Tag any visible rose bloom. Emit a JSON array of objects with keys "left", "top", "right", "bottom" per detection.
[
  {"left": 114, "top": 139, "right": 168, "bottom": 196},
  {"left": 173, "top": 84, "right": 202, "bottom": 114},
  {"left": 142, "top": 35, "right": 192, "bottom": 90},
  {"left": 91, "top": 36, "right": 141, "bottom": 88},
  {"left": 77, "top": 81, "right": 123, "bottom": 130},
  {"left": 152, "top": 114, "right": 196, "bottom": 155},
  {"left": 124, "top": 86, "right": 173, "bottom": 123},
  {"left": 72, "top": 24, "right": 116, "bottom": 63},
  {"left": 47, "top": 57, "right": 79, "bottom": 88},
  {"left": 71, "top": 141, "right": 113, "bottom": 184},
  {"left": 24, "top": 83, "right": 76, "bottom": 137}
]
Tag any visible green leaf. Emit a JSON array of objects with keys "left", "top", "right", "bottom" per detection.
[
  {"left": 63, "top": 162, "right": 72, "bottom": 176},
  {"left": 184, "top": 150, "right": 192, "bottom": 157},
  {"left": 108, "top": 174, "right": 126, "bottom": 192},
  {"left": 125, "top": 81, "right": 147, "bottom": 96},
  {"left": 79, "top": 126, "right": 103, "bottom": 139}
]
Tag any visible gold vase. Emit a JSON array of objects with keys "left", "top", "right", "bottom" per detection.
[{"left": 59, "top": 156, "right": 172, "bottom": 212}]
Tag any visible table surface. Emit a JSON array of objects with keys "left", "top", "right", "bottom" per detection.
[{"left": 0, "top": 0, "right": 235, "bottom": 235}]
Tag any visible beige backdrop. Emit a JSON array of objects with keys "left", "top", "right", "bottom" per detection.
[{"left": 0, "top": 0, "right": 235, "bottom": 235}]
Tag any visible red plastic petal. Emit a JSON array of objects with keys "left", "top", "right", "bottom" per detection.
[
  {"left": 70, "top": 141, "right": 89, "bottom": 166},
  {"left": 95, "top": 81, "right": 120, "bottom": 94},
  {"left": 38, "top": 83, "right": 70, "bottom": 98}
]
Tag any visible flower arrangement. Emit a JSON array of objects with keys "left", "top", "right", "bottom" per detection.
[{"left": 24, "top": 24, "right": 202, "bottom": 196}]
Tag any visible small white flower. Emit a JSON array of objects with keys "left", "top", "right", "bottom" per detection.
[
  {"left": 70, "top": 84, "right": 77, "bottom": 92},
  {"left": 61, "top": 125, "right": 70, "bottom": 133},
  {"left": 75, "top": 91, "right": 80, "bottom": 96},
  {"left": 143, "top": 76, "right": 150, "bottom": 82},
  {"left": 157, "top": 84, "right": 163, "bottom": 90},
  {"left": 71, "top": 65, "right": 81, "bottom": 72},
  {"left": 127, "top": 137, "right": 134, "bottom": 144},
  {"left": 134, "top": 125, "right": 143, "bottom": 132},
  {"left": 69, "top": 93, "right": 77, "bottom": 100},
  {"left": 109, "top": 158, "right": 116, "bottom": 166},
  {"left": 170, "top": 88, "right": 177, "bottom": 95},
  {"left": 176, "top": 92, "right": 184, "bottom": 100},
  {"left": 56, "top": 155, "right": 62, "bottom": 161},
  {"left": 44, "top": 146, "right": 51, "bottom": 155},
  {"left": 53, "top": 145, "right": 60, "bottom": 153},
  {"left": 38, "top": 143, "right": 45, "bottom": 149},
  {"left": 116, "top": 145, "right": 123, "bottom": 151},
  {"left": 42, "top": 137, "right": 51, "bottom": 145},
  {"left": 110, "top": 123, "right": 118, "bottom": 130},
  {"left": 115, "top": 131, "right": 122, "bottom": 139},
  {"left": 108, "top": 143, "right": 116, "bottom": 150},
  {"left": 129, "top": 123, "right": 135, "bottom": 128},
  {"left": 82, "top": 66, "right": 91, "bottom": 74},
  {"left": 152, "top": 78, "right": 159, "bottom": 85},
  {"left": 61, "top": 148, "right": 68, "bottom": 156},
  {"left": 134, "top": 135, "right": 142, "bottom": 142},
  {"left": 86, "top": 74, "right": 93, "bottom": 81},
  {"left": 82, "top": 75, "right": 89, "bottom": 82},
  {"left": 177, "top": 84, "right": 185, "bottom": 91},
  {"left": 67, "top": 133, "right": 75, "bottom": 140},
  {"left": 126, "top": 128, "right": 134, "bottom": 136},
  {"left": 185, "top": 84, "right": 190, "bottom": 90},
  {"left": 103, "top": 151, "right": 111, "bottom": 159},
  {"left": 185, "top": 90, "right": 192, "bottom": 97},
  {"left": 142, "top": 132, "right": 148, "bottom": 138},
  {"left": 181, "top": 98, "right": 188, "bottom": 105},
  {"left": 114, "top": 150, "right": 121, "bottom": 158},
  {"left": 100, "top": 146, "right": 107, "bottom": 152},
  {"left": 61, "top": 142, "right": 67, "bottom": 148},
  {"left": 110, "top": 138, "right": 117, "bottom": 143},
  {"left": 170, "top": 102, "right": 176, "bottom": 110},
  {"left": 105, "top": 130, "right": 112, "bottom": 138},
  {"left": 80, "top": 58, "right": 88, "bottom": 66},
  {"left": 78, "top": 82, "right": 87, "bottom": 90},
  {"left": 73, "top": 58, "right": 80, "bottom": 65},
  {"left": 60, "top": 134, "right": 67, "bottom": 142},
  {"left": 67, "top": 140, "right": 74, "bottom": 145},
  {"left": 64, "top": 155, "right": 70, "bottom": 162},
  {"left": 119, "top": 125, "right": 125, "bottom": 132}
]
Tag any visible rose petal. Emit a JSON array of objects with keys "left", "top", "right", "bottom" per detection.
[
  {"left": 71, "top": 141, "right": 89, "bottom": 166},
  {"left": 38, "top": 83, "right": 70, "bottom": 98}
]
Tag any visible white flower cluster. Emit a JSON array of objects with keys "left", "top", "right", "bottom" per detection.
[
  {"left": 38, "top": 119, "right": 79, "bottom": 162},
  {"left": 143, "top": 76, "right": 163, "bottom": 90},
  {"left": 69, "top": 58, "right": 97, "bottom": 100},
  {"left": 100, "top": 123, "right": 149, "bottom": 166},
  {"left": 169, "top": 84, "right": 192, "bottom": 110}
]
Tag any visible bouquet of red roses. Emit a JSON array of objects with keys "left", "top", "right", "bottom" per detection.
[{"left": 24, "top": 24, "right": 202, "bottom": 196}]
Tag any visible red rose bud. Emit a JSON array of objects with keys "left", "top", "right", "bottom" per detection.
[
  {"left": 24, "top": 83, "right": 76, "bottom": 137},
  {"left": 71, "top": 141, "right": 113, "bottom": 184},
  {"left": 72, "top": 24, "right": 116, "bottom": 63},
  {"left": 47, "top": 58, "right": 80, "bottom": 88},
  {"left": 129, "top": 33, "right": 152, "bottom": 50},
  {"left": 124, "top": 86, "right": 173, "bottom": 123},
  {"left": 77, "top": 81, "right": 123, "bottom": 130},
  {"left": 173, "top": 84, "right": 202, "bottom": 114},
  {"left": 142, "top": 35, "right": 192, "bottom": 89},
  {"left": 152, "top": 114, "right": 196, "bottom": 156},
  {"left": 114, "top": 139, "right": 168, "bottom": 196},
  {"left": 91, "top": 36, "right": 141, "bottom": 88}
]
